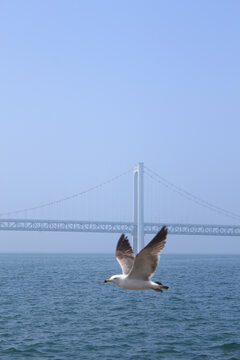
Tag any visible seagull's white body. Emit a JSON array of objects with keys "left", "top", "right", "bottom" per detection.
[
  {"left": 109, "top": 275, "right": 160, "bottom": 290},
  {"left": 104, "top": 226, "right": 169, "bottom": 292}
]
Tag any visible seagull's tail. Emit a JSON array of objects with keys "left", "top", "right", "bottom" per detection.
[
  {"left": 154, "top": 281, "right": 169, "bottom": 290},
  {"left": 161, "top": 285, "right": 169, "bottom": 290}
]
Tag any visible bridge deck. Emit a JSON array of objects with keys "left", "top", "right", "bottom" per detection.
[{"left": 0, "top": 219, "right": 240, "bottom": 236}]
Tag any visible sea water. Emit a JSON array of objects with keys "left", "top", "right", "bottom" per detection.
[{"left": 0, "top": 254, "right": 239, "bottom": 360}]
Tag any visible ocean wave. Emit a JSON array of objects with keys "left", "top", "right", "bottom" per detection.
[{"left": 210, "top": 342, "right": 240, "bottom": 351}]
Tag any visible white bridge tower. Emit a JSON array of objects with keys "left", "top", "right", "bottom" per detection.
[{"left": 132, "top": 162, "right": 144, "bottom": 253}]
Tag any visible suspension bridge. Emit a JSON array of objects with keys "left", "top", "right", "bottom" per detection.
[{"left": 1, "top": 163, "right": 240, "bottom": 253}]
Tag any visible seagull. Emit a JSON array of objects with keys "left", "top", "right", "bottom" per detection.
[{"left": 104, "top": 226, "right": 169, "bottom": 292}]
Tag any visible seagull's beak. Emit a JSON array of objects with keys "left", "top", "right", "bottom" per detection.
[{"left": 104, "top": 278, "right": 111, "bottom": 283}]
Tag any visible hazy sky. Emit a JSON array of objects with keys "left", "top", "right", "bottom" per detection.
[{"left": 1, "top": 1, "right": 240, "bottom": 253}]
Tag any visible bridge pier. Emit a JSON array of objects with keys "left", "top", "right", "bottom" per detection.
[{"left": 132, "top": 162, "right": 144, "bottom": 253}]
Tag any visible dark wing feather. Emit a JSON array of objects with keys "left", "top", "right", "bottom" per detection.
[
  {"left": 128, "top": 226, "right": 168, "bottom": 280},
  {"left": 116, "top": 234, "right": 135, "bottom": 275}
]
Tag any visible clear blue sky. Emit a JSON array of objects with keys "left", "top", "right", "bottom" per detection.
[{"left": 1, "top": 0, "right": 240, "bottom": 253}]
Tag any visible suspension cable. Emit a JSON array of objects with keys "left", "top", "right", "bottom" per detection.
[
  {"left": 145, "top": 166, "right": 240, "bottom": 222},
  {"left": 0, "top": 167, "right": 133, "bottom": 217}
]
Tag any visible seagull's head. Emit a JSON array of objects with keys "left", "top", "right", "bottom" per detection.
[{"left": 104, "top": 275, "right": 121, "bottom": 285}]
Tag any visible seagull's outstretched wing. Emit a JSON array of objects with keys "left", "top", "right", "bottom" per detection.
[
  {"left": 116, "top": 234, "right": 135, "bottom": 275},
  {"left": 128, "top": 226, "right": 168, "bottom": 280}
]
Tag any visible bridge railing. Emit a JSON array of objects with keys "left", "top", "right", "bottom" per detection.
[{"left": 1, "top": 218, "right": 240, "bottom": 236}]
